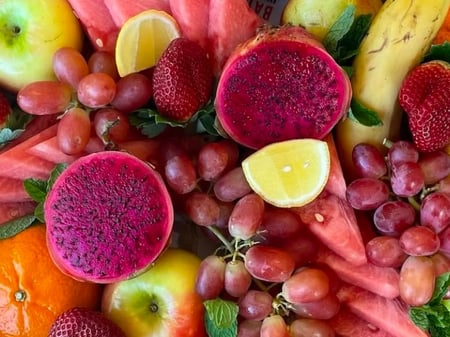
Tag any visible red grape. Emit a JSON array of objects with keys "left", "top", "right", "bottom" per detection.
[
  {"left": 352, "top": 143, "right": 387, "bottom": 178},
  {"left": 237, "top": 320, "right": 262, "bottom": 337},
  {"left": 164, "top": 154, "right": 197, "bottom": 194},
  {"left": 53, "top": 47, "right": 89, "bottom": 89},
  {"left": 195, "top": 255, "right": 226, "bottom": 300},
  {"left": 258, "top": 207, "right": 305, "bottom": 242},
  {"left": 420, "top": 192, "right": 450, "bottom": 234},
  {"left": 289, "top": 318, "right": 335, "bottom": 337},
  {"left": 88, "top": 50, "right": 119, "bottom": 80},
  {"left": 373, "top": 200, "right": 416, "bottom": 236},
  {"left": 228, "top": 193, "right": 265, "bottom": 240},
  {"left": 213, "top": 167, "right": 252, "bottom": 202},
  {"left": 386, "top": 140, "right": 419, "bottom": 165},
  {"left": 17, "top": 80, "right": 72, "bottom": 115},
  {"left": 93, "top": 108, "right": 130, "bottom": 143},
  {"left": 224, "top": 259, "right": 252, "bottom": 298},
  {"left": 345, "top": 177, "right": 390, "bottom": 210},
  {"left": 399, "top": 255, "right": 435, "bottom": 306},
  {"left": 238, "top": 290, "right": 273, "bottom": 321},
  {"left": 184, "top": 191, "right": 220, "bottom": 227},
  {"left": 244, "top": 245, "right": 295, "bottom": 283},
  {"left": 281, "top": 267, "right": 330, "bottom": 304},
  {"left": 419, "top": 150, "right": 450, "bottom": 185},
  {"left": 260, "top": 315, "right": 290, "bottom": 337},
  {"left": 390, "top": 161, "right": 425, "bottom": 197},
  {"left": 399, "top": 225, "right": 440, "bottom": 256},
  {"left": 111, "top": 73, "right": 153, "bottom": 113},
  {"left": 57, "top": 107, "right": 91, "bottom": 155},
  {"left": 197, "top": 140, "right": 236, "bottom": 181},
  {"left": 77, "top": 72, "right": 117, "bottom": 108},
  {"left": 365, "top": 236, "right": 407, "bottom": 268},
  {"left": 290, "top": 292, "right": 341, "bottom": 320}
]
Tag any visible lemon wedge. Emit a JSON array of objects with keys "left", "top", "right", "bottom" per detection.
[
  {"left": 115, "top": 9, "right": 180, "bottom": 77},
  {"left": 242, "top": 139, "right": 331, "bottom": 208}
]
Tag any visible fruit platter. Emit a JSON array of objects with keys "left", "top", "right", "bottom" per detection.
[{"left": 0, "top": 0, "right": 449, "bottom": 336}]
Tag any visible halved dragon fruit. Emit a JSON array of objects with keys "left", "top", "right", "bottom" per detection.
[
  {"left": 44, "top": 151, "right": 174, "bottom": 283},
  {"left": 215, "top": 25, "right": 352, "bottom": 149}
]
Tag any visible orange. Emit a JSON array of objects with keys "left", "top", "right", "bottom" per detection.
[
  {"left": 115, "top": 9, "right": 181, "bottom": 77},
  {"left": 0, "top": 224, "right": 103, "bottom": 337},
  {"left": 242, "top": 138, "right": 331, "bottom": 208},
  {"left": 433, "top": 7, "right": 450, "bottom": 44}
]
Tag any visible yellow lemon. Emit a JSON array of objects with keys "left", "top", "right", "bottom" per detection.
[
  {"left": 281, "top": 0, "right": 383, "bottom": 41},
  {"left": 115, "top": 9, "right": 180, "bottom": 77},
  {"left": 242, "top": 139, "right": 331, "bottom": 208}
]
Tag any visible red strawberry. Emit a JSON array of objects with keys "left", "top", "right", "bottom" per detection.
[
  {"left": 152, "top": 37, "right": 214, "bottom": 122},
  {"left": 0, "top": 91, "right": 12, "bottom": 127},
  {"left": 398, "top": 60, "right": 450, "bottom": 153},
  {"left": 48, "top": 307, "right": 126, "bottom": 337}
]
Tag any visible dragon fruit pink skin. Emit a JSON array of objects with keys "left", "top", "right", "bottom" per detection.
[
  {"left": 44, "top": 151, "right": 174, "bottom": 284},
  {"left": 215, "top": 25, "right": 352, "bottom": 150}
]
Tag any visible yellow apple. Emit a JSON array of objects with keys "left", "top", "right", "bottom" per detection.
[
  {"left": 281, "top": 0, "right": 383, "bottom": 41},
  {"left": 0, "top": 0, "right": 84, "bottom": 92},
  {"left": 101, "top": 248, "right": 207, "bottom": 337}
]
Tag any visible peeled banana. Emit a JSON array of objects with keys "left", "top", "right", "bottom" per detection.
[{"left": 335, "top": 0, "right": 450, "bottom": 180}]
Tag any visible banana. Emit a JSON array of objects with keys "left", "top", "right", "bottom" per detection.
[{"left": 335, "top": 0, "right": 450, "bottom": 180}]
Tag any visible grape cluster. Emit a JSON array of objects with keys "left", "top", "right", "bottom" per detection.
[
  {"left": 16, "top": 47, "right": 153, "bottom": 155},
  {"left": 349, "top": 140, "right": 450, "bottom": 307},
  {"left": 158, "top": 137, "right": 340, "bottom": 336}
]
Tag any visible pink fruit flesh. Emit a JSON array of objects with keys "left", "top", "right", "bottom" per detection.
[
  {"left": 44, "top": 151, "right": 174, "bottom": 283},
  {"left": 215, "top": 25, "right": 351, "bottom": 149}
]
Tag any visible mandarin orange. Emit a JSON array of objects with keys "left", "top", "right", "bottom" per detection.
[{"left": 0, "top": 223, "right": 103, "bottom": 337}]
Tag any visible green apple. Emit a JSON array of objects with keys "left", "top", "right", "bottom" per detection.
[
  {"left": 281, "top": 0, "right": 383, "bottom": 41},
  {"left": 0, "top": 0, "right": 84, "bottom": 92},
  {"left": 101, "top": 248, "right": 207, "bottom": 337}
]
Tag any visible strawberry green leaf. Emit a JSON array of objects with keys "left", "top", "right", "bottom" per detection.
[
  {"left": 424, "top": 41, "right": 450, "bottom": 63},
  {"left": 0, "top": 214, "right": 37, "bottom": 240},
  {"left": 204, "top": 298, "right": 238, "bottom": 337},
  {"left": 348, "top": 99, "right": 383, "bottom": 126}
]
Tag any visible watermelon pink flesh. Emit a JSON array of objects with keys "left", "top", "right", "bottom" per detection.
[
  {"left": 329, "top": 307, "right": 397, "bottom": 337},
  {"left": 66, "top": 0, "right": 119, "bottom": 52},
  {"left": 169, "top": 0, "right": 210, "bottom": 49},
  {"left": 337, "top": 284, "right": 430, "bottom": 337},
  {"left": 316, "top": 246, "right": 400, "bottom": 299},
  {"left": 0, "top": 201, "right": 36, "bottom": 225},
  {"left": 207, "top": 0, "right": 264, "bottom": 76},
  {"left": 0, "top": 177, "right": 31, "bottom": 203},
  {"left": 291, "top": 135, "right": 367, "bottom": 266},
  {"left": 44, "top": 151, "right": 174, "bottom": 283},
  {"left": 104, "top": 0, "right": 172, "bottom": 27}
]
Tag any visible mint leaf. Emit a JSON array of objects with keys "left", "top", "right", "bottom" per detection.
[
  {"left": 323, "top": 5, "right": 356, "bottom": 56},
  {"left": 335, "top": 14, "right": 372, "bottom": 63},
  {"left": 0, "top": 128, "right": 24, "bottom": 148},
  {"left": 0, "top": 214, "right": 36, "bottom": 239},
  {"left": 47, "top": 163, "right": 68, "bottom": 191},
  {"left": 204, "top": 298, "right": 238, "bottom": 337},
  {"left": 424, "top": 41, "right": 450, "bottom": 63},
  {"left": 23, "top": 178, "right": 47, "bottom": 202},
  {"left": 409, "top": 272, "right": 450, "bottom": 337},
  {"left": 348, "top": 99, "right": 383, "bottom": 126},
  {"left": 34, "top": 202, "right": 45, "bottom": 223}
]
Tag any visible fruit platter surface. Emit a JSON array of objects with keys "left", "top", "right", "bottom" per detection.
[{"left": 0, "top": 0, "right": 449, "bottom": 336}]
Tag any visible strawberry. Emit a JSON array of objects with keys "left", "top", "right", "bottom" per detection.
[
  {"left": 152, "top": 37, "right": 214, "bottom": 122},
  {"left": 48, "top": 307, "right": 126, "bottom": 337},
  {"left": 0, "top": 90, "right": 12, "bottom": 128},
  {"left": 398, "top": 60, "right": 450, "bottom": 153}
]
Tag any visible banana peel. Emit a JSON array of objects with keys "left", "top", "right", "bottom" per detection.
[{"left": 335, "top": 0, "right": 450, "bottom": 181}]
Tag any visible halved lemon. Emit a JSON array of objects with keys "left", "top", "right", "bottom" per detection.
[
  {"left": 242, "top": 139, "right": 331, "bottom": 208},
  {"left": 115, "top": 9, "right": 181, "bottom": 77}
]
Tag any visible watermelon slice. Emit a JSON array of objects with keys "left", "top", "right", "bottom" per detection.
[
  {"left": 66, "top": 0, "right": 119, "bottom": 52},
  {"left": 316, "top": 246, "right": 400, "bottom": 299},
  {"left": 0, "top": 201, "right": 36, "bottom": 225},
  {"left": 207, "top": 0, "right": 264, "bottom": 76},
  {"left": 337, "top": 284, "right": 429, "bottom": 337},
  {"left": 104, "top": 0, "right": 172, "bottom": 27},
  {"left": 0, "top": 177, "right": 31, "bottom": 203},
  {"left": 329, "top": 307, "right": 397, "bottom": 337},
  {"left": 291, "top": 134, "right": 367, "bottom": 266},
  {"left": 169, "top": 0, "right": 210, "bottom": 49}
]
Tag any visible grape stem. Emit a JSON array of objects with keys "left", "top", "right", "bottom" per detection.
[{"left": 206, "top": 225, "right": 234, "bottom": 253}]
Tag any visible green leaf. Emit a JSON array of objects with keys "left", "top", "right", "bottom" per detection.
[
  {"left": 323, "top": 5, "right": 356, "bottom": 57},
  {"left": 348, "top": 99, "right": 383, "bottom": 126},
  {"left": 0, "top": 214, "right": 36, "bottom": 240},
  {"left": 335, "top": 14, "right": 372, "bottom": 63},
  {"left": 23, "top": 178, "right": 48, "bottom": 202},
  {"left": 0, "top": 128, "right": 24, "bottom": 148},
  {"left": 47, "top": 163, "right": 68, "bottom": 191},
  {"left": 204, "top": 298, "right": 238, "bottom": 337},
  {"left": 34, "top": 202, "right": 45, "bottom": 223},
  {"left": 424, "top": 41, "right": 450, "bottom": 63}
]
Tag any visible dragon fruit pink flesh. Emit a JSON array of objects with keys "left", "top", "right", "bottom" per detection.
[
  {"left": 215, "top": 25, "right": 352, "bottom": 149},
  {"left": 44, "top": 151, "right": 174, "bottom": 283}
]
